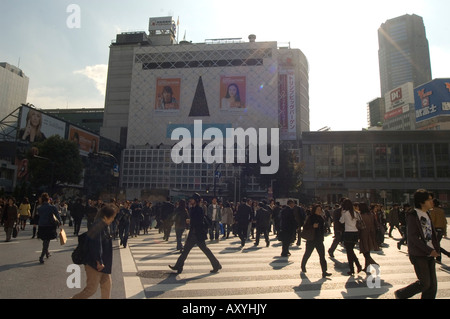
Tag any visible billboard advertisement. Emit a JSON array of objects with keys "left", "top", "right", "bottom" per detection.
[
  {"left": 385, "top": 82, "right": 414, "bottom": 113},
  {"left": 415, "top": 79, "right": 450, "bottom": 122},
  {"left": 279, "top": 69, "right": 296, "bottom": 140},
  {"left": 68, "top": 126, "right": 100, "bottom": 157},
  {"left": 16, "top": 105, "right": 67, "bottom": 182},
  {"left": 17, "top": 105, "right": 66, "bottom": 143},
  {"left": 155, "top": 78, "right": 181, "bottom": 111},
  {"left": 220, "top": 76, "right": 246, "bottom": 110}
]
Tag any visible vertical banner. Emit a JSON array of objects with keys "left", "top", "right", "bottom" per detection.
[{"left": 279, "top": 69, "right": 296, "bottom": 140}]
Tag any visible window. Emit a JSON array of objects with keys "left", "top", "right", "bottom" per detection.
[{"left": 344, "top": 144, "right": 358, "bottom": 178}]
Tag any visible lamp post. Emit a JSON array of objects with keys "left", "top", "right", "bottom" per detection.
[{"left": 213, "top": 163, "right": 222, "bottom": 197}]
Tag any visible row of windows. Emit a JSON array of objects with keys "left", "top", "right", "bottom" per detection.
[
  {"left": 142, "top": 59, "right": 264, "bottom": 70},
  {"left": 307, "top": 143, "right": 450, "bottom": 179}
]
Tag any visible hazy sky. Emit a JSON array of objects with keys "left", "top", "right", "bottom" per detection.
[{"left": 1, "top": 0, "right": 449, "bottom": 131}]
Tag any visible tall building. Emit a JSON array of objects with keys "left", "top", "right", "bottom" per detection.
[
  {"left": 101, "top": 16, "right": 310, "bottom": 199},
  {"left": 0, "top": 62, "right": 29, "bottom": 120},
  {"left": 367, "top": 97, "right": 385, "bottom": 128},
  {"left": 378, "top": 14, "right": 432, "bottom": 98}
]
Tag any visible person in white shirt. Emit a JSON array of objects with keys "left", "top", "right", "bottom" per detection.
[
  {"left": 207, "top": 197, "right": 222, "bottom": 241},
  {"left": 339, "top": 199, "right": 362, "bottom": 275}
]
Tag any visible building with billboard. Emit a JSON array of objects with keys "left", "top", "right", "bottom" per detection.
[
  {"left": 415, "top": 78, "right": 450, "bottom": 130},
  {"left": 0, "top": 62, "right": 29, "bottom": 120},
  {"left": 367, "top": 97, "right": 385, "bottom": 129},
  {"left": 101, "top": 16, "right": 310, "bottom": 199},
  {"left": 0, "top": 104, "right": 121, "bottom": 195}
]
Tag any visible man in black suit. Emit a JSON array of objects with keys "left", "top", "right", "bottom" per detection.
[
  {"left": 235, "top": 198, "right": 253, "bottom": 247},
  {"left": 279, "top": 200, "right": 297, "bottom": 257},
  {"left": 169, "top": 193, "right": 221, "bottom": 274},
  {"left": 160, "top": 197, "right": 175, "bottom": 240}
]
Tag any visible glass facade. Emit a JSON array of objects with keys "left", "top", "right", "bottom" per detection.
[
  {"left": 302, "top": 131, "right": 450, "bottom": 204},
  {"left": 308, "top": 142, "right": 450, "bottom": 180},
  {"left": 121, "top": 148, "right": 266, "bottom": 194}
]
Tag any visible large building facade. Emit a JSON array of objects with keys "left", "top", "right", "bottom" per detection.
[
  {"left": 0, "top": 62, "right": 29, "bottom": 120},
  {"left": 101, "top": 17, "right": 310, "bottom": 199},
  {"left": 378, "top": 14, "right": 432, "bottom": 98},
  {"left": 302, "top": 130, "right": 450, "bottom": 205}
]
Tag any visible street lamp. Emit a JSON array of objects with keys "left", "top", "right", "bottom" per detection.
[{"left": 213, "top": 163, "right": 222, "bottom": 197}]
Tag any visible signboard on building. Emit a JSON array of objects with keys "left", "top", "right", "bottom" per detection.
[
  {"left": 149, "top": 16, "right": 176, "bottom": 33},
  {"left": 68, "top": 125, "right": 100, "bottom": 157},
  {"left": 415, "top": 78, "right": 450, "bottom": 122},
  {"left": 384, "top": 82, "right": 414, "bottom": 120},
  {"left": 279, "top": 69, "right": 296, "bottom": 140}
]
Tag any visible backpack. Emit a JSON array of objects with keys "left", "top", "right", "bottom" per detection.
[{"left": 71, "top": 232, "right": 88, "bottom": 265}]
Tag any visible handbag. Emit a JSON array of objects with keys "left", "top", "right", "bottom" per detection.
[
  {"left": 12, "top": 224, "right": 19, "bottom": 238},
  {"left": 356, "top": 212, "right": 366, "bottom": 231},
  {"left": 300, "top": 217, "right": 315, "bottom": 241},
  {"left": 59, "top": 228, "right": 67, "bottom": 245}
]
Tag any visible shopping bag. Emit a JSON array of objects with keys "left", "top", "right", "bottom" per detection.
[{"left": 59, "top": 228, "right": 67, "bottom": 245}]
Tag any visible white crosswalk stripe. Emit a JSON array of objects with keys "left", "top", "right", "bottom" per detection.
[{"left": 119, "top": 229, "right": 450, "bottom": 299}]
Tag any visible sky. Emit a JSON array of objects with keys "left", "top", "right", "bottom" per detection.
[{"left": 1, "top": 0, "right": 450, "bottom": 131}]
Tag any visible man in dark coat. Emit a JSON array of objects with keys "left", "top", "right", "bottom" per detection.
[
  {"left": 279, "top": 200, "right": 297, "bottom": 257},
  {"left": 130, "top": 199, "right": 143, "bottom": 237},
  {"left": 395, "top": 189, "right": 440, "bottom": 299},
  {"left": 169, "top": 193, "right": 221, "bottom": 274},
  {"left": 71, "top": 198, "right": 85, "bottom": 236},
  {"left": 254, "top": 202, "right": 271, "bottom": 247},
  {"left": 160, "top": 197, "right": 175, "bottom": 241},
  {"left": 235, "top": 198, "right": 253, "bottom": 247}
]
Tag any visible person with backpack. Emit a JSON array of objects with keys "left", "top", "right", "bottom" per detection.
[
  {"left": 72, "top": 204, "right": 118, "bottom": 299},
  {"left": 169, "top": 193, "right": 221, "bottom": 274}
]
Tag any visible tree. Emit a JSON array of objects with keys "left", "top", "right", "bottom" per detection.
[
  {"left": 28, "top": 135, "right": 83, "bottom": 192},
  {"left": 259, "top": 149, "right": 304, "bottom": 198}
]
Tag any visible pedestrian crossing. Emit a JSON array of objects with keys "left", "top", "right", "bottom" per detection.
[{"left": 119, "top": 229, "right": 450, "bottom": 299}]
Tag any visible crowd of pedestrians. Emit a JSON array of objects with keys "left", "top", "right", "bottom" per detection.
[{"left": 0, "top": 188, "right": 448, "bottom": 299}]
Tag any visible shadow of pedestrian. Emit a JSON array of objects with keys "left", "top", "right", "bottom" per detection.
[
  {"left": 340, "top": 270, "right": 392, "bottom": 299},
  {"left": 269, "top": 256, "right": 293, "bottom": 270},
  {"left": 293, "top": 273, "right": 330, "bottom": 299},
  {"left": 138, "top": 270, "right": 214, "bottom": 298}
]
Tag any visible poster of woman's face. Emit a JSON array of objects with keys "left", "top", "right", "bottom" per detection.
[
  {"left": 220, "top": 76, "right": 246, "bottom": 110},
  {"left": 155, "top": 78, "right": 181, "bottom": 111},
  {"left": 18, "top": 106, "right": 66, "bottom": 143}
]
